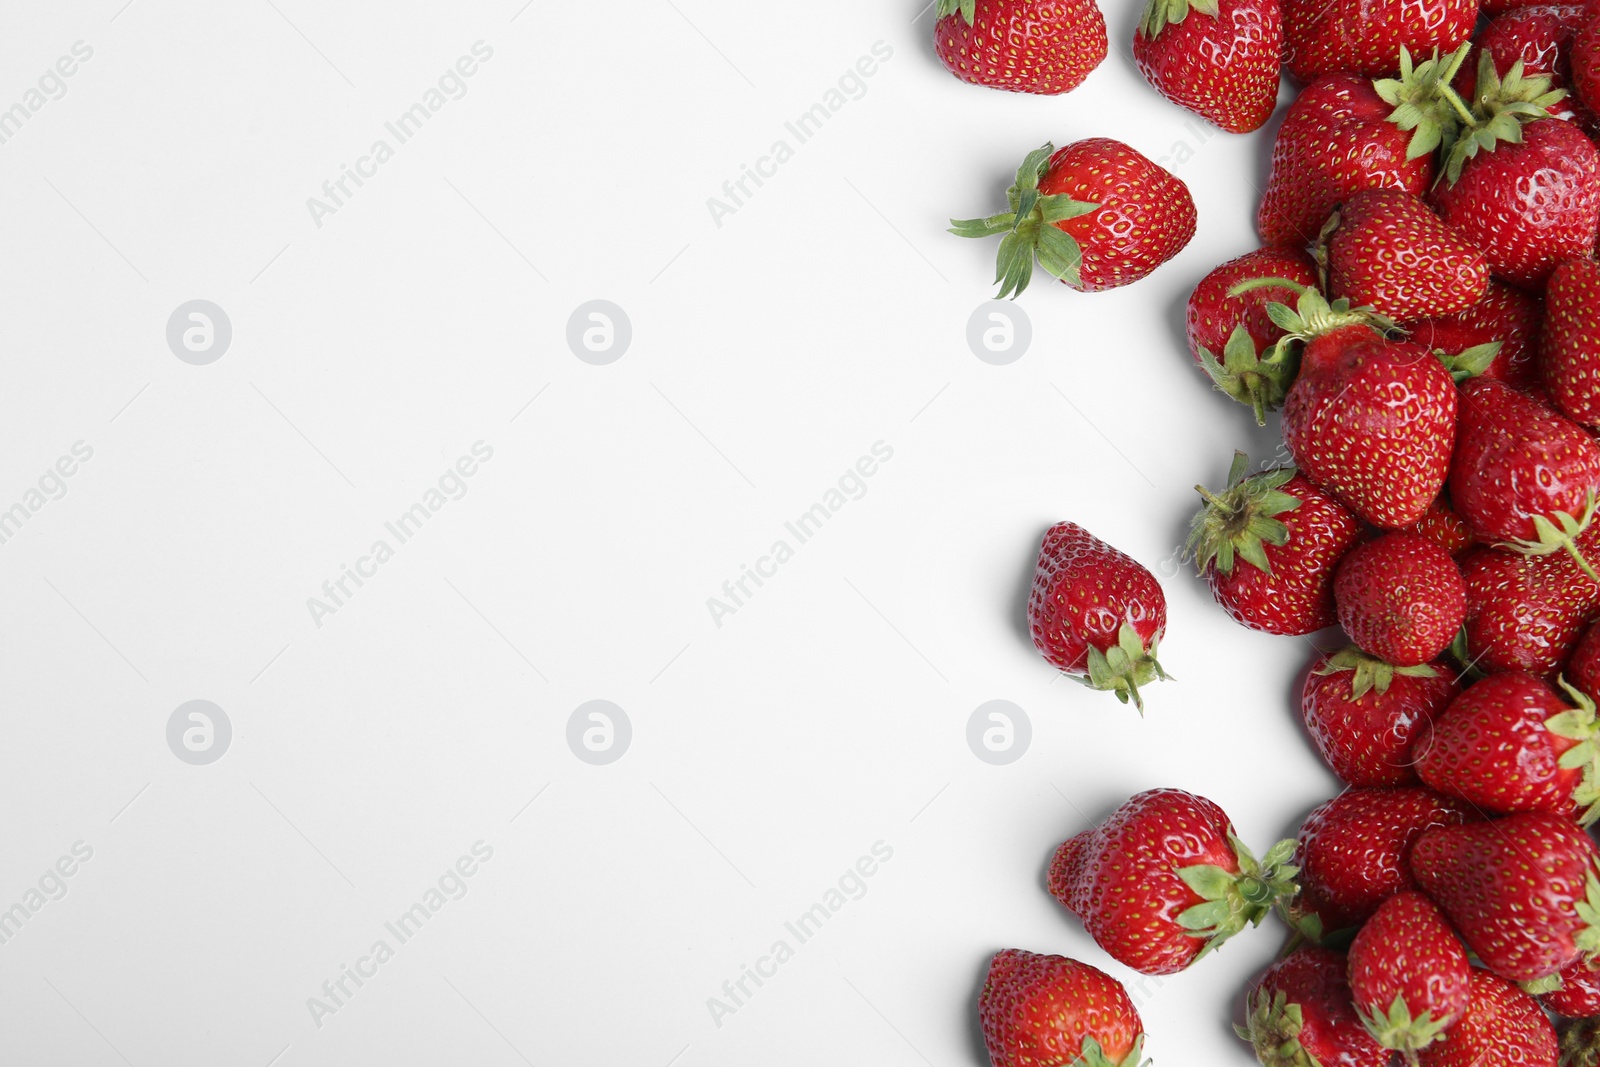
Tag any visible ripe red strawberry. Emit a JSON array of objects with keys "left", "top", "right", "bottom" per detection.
[
  {"left": 1047, "top": 788, "right": 1296, "bottom": 974},
  {"left": 1417, "top": 970, "right": 1558, "bottom": 1066},
  {"left": 1027, "top": 522, "right": 1169, "bottom": 709},
  {"left": 978, "top": 949, "right": 1146, "bottom": 1067},
  {"left": 935, "top": 0, "right": 1108, "bottom": 96},
  {"left": 1458, "top": 4, "right": 1592, "bottom": 122},
  {"left": 1259, "top": 73, "right": 1435, "bottom": 247},
  {"left": 1334, "top": 532, "right": 1468, "bottom": 666},
  {"left": 1413, "top": 671, "right": 1600, "bottom": 823},
  {"left": 1133, "top": 0, "right": 1281, "bottom": 133},
  {"left": 1185, "top": 248, "right": 1319, "bottom": 423},
  {"left": 1293, "top": 786, "right": 1478, "bottom": 935},
  {"left": 1282, "top": 320, "right": 1457, "bottom": 529},
  {"left": 1348, "top": 891, "right": 1472, "bottom": 1058},
  {"left": 1569, "top": 618, "right": 1600, "bottom": 697},
  {"left": 1236, "top": 947, "right": 1391, "bottom": 1067},
  {"left": 1450, "top": 377, "right": 1600, "bottom": 572},
  {"left": 1324, "top": 189, "right": 1488, "bottom": 322},
  {"left": 1282, "top": 0, "right": 1475, "bottom": 80},
  {"left": 1188, "top": 454, "right": 1362, "bottom": 635},
  {"left": 1301, "top": 647, "right": 1459, "bottom": 787},
  {"left": 1577, "top": 17, "right": 1600, "bottom": 113},
  {"left": 1410, "top": 810, "right": 1600, "bottom": 982},
  {"left": 1458, "top": 543, "right": 1600, "bottom": 677},
  {"left": 1541, "top": 258, "right": 1600, "bottom": 430},
  {"left": 1401, "top": 494, "right": 1477, "bottom": 556},
  {"left": 1542, "top": 956, "right": 1600, "bottom": 1018},
  {"left": 952, "top": 140, "right": 1196, "bottom": 297},
  {"left": 1405, "top": 280, "right": 1544, "bottom": 392}
]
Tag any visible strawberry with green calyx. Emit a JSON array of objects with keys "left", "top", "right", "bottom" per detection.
[
  {"left": 1186, "top": 248, "right": 1319, "bottom": 423},
  {"left": 1188, "top": 453, "right": 1361, "bottom": 635},
  {"left": 951, "top": 139, "right": 1195, "bottom": 298},
  {"left": 1197, "top": 326, "right": 1297, "bottom": 426},
  {"left": 1348, "top": 891, "right": 1472, "bottom": 1063},
  {"left": 935, "top": 0, "right": 1108, "bottom": 96},
  {"left": 1237, "top": 948, "right": 1391, "bottom": 1067},
  {"left": 1133, "top": 0, "right": 1281, "bottom": 133},
  {"left": 1405, "top": 279, "right": 1543, "bottom": 391},
  {"left": 978, "top": 949, "right": 1148, "bottom": 1067},
  {"left": 1301, "top": 646, "right": 1457, "bottom": 787}
]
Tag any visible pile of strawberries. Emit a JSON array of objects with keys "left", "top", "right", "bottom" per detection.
[{"left": 939, "top": 0, "right": 1600, "bottom": 1063}]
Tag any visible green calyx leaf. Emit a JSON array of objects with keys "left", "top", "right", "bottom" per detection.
[
  {"left": 1520, "top": 972, "right": 1567, "bottom": 996},
  {"left": 1228, "top": 278, "right": 1395, "bottom": 359},
  {"left": 1447, "top": 627, "right": 1486, "bottom": 685},
  {"left": 1551, "top": 678, "right": 1600, "bottom": 827},
  {"left": 949, "top": 142, "right": 1099, "bottom": 300},
  {"left": 1500, "top": 490, "right": 1600, "bottom": 582},
  {"left": 1440, "top": 49, "right": 1569, "bottom": 186},
  {"left": 1137, "top": 0, "right": 1218, "bottom": 39},
  {"left": 1573, "top": 866, "right": 1600, "bottom": 960},
  {"left": 1434, "top": 341, "right": 1500, "bottom": 383},
  {"left": 1186, "top": 451, "right": 1301, "bottom": 579},
  {"left": 1174, "top": 833, "right": 1300, "bottom": 963},
  {"left": 1238, "top": 989, "right": 1322, "bottom": 1067},
  {"left": 1074, "top": 1034, "right": 1149, "bottom": 1067},
  {"left": 1375, "top": 45, "right": 1477, "bottom": 163},
  {"left": 1197, "top": 324, "right": 1299, "bottom": 425},
  {"left": 1357, "top": 994, "right": 1453, "bottom": 1056},
  {"left": 1079, "top": 621, "right": 1170, "bottom": 714},
  {"left": 1314, "top": 645, "right": 1438, "bottom": 700},
  {"left": 935, "top": 0, "right": 977, "bottom": 24}
]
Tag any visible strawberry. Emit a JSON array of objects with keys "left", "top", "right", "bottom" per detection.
[
  {"left": 1334, "top": 531, "right": 1468, "bottom": 666},
  {"left": 1027, "top": 522, "right": 1170, "bottom": 709},
  {"left": 1577, "top": 16, "right": 1600, "bottom": 113},
  {"left": 1324, "top": 189, "right": 1489, "bottom": 322},
  {"left": 952, "top": 140, "right": 1196, "bottom": 298},
  {"left": 935, "top": 0, "right": 1108, "bottom": 96},
  {"left": 1133, "top": 0, "right": 1281, "bottom": 133},
  {"left": 1569, "top": 617, "right": 1600, "bottom": 697},
  {"left": 1410, "top": 810, "right": 1600, "bottom": 982},
  {"left": 1401, "top": 494, "right": 1477, "bottom": 556},
  {"left": 1413, "top": 671, "right": 1600, "bottom": 824},
  {"left": 1450, "top": 377, "right": 1600, "bottom": 573},
  {"left": 1458, "top": 4, "right": 1592, "bottom": 122},
  {"left": 1301, "top": 646, "right": 1459, "bottom": 787},
  {"left": 1458, "top": 543, "right": 1600, "bottom": 677},
  {"left": 1541, "top": 257, "right": 1600, "bottom": 430},
  {"left": 1405, "top": 280, "right": 1544, "bottom": 392},
  {"left": 978, "top": 949, "right": 1146, "bottom": 1067},
  {"left": 1293, "top": 786, "right": 1477, "bottom": 935},
  {"left": 1259, "top": 73, "right": 1435, "bottom": 247},
  {"left": 1047, "top": 788, "right": 1296, "bottom": 974},
  {"left": 1541, "top": 956, "right": 1600, "bottom": 1017},
  {"left": 1347, "top": 891, "right": 1472, "bottom": 1059},
  {"left": 1185, "top": 248, "right": 1320, "bottom": 423},
  {"left": 1236, "top": 947, "right": 1391, "bottom": 1067},
  {"left": 1417, "top": 970, "right": 1558, "bottom": 1066},
  {"left": 1188, "top": 453, "right": 1362, "bottom": 636},
  {"left": 1282, "top": 0, "right": 1476, "bottom": 81}
]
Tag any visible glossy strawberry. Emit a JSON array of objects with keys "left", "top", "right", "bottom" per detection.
[
  {"left": 1133, "top": 0, "right": 1281, "bottom": 133},
  {"left": 1411, "top": 811, "right": 1600, "bottom": 982},
  {"left": 1301, "top": 647, "right": 1459, "bottom": 787},
  {"left": 952, "top": 140, "right": 1196, "bottom": 297},
  {"left": 935, "top": 0, "right": 1108, "bottom": 95},
  {"left": 1348, "top": 891, "right": 1472, "bottom": 1058},
  {"left": 1542, "top": 956, "right": 1600, "bottom": 1018},
  {"left": 1418, "top": 971, "right": 1558, "bottom": 1066},
  {"left": 1570, "top": 617, "right": 1600, "bottom": 697},
  {"left": 1542, "top": 257, "right": 1600, "bottom": 430},
  {"left": 1401, "top": 494, "right": 1477, "bottom": 556},
  {"left": 1405, "top": 280, "right": 1543, "bottom": 391},
  {"left": 978, "top": 949, "right": 1147, "bottom": 1067},
  {"left": 1186, "top": 248, "right": 1320, "bottom": 422},
  {"left": 1282, "top": 0, "right": 1475, "bottom": 80},
  {"left": 1577, "top": 16, "right": 1600, "bottom": 113},
  {"left": 1325, "top": 189, "right": 1488, "bottom": 322},
  {"left": 1189, "top": 454, "right": 1362, "bottom": 635},
  {"left": 1458, "top": 4, "right": 1591, "bottom": 122},
  {"left": 1458, "top": 543, "right": 1600, "bottom": 676},
  {"left": 1026, "top": 522, "right": 1169, "bottom": 709},
  {"left": 1049, "top": 789, "right": 1295, "bottom": 975},
  {"left": 1334, "top": 531, "right": 1467, "bottom": 666},
  {"left": 1236, "top": 947, "right": 1391, "bottom": 1067}
]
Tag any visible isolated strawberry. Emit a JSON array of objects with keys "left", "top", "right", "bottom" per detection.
[
  {"left": 935, "top": 0, "right": 1108, "bottom": 95},
  {"left": 1259, "top": 74, "right": 1435, "bottom": 246},
  {"left": 1185, "top": 248, "right": 1320, "bottom": 422},
  {"left": 1133, "top": 0, "right": 1281, "bottom": 133},
  {"left": 1293, "top": 786, "right": 1477, "bottom": 935},
  {"left": 1047, "top": 788, "right": 1296, "bottom": 974},
  {"left": 1401, "top": 495, "right": 1476, "bottom": 556},
  {"left": 1542, "top": 258, "right": 1600, "bottom": 429},
  {"left": 952, "top": 140, "right": 1196, "bottom": 297},
  {"left": 1282, "top": 0, "right": 1475, "bottom": 80},
  {"left": 1542, "top": 956, "right": 1600, "bottom": 1018},
  {"left": 1405, "top": 280, "right": 1544, "bottom": 391},
  {"left": 1188, "top": 454, "right": 1362, "bottom": 635},
  {"left": 1413, "top": 671, "right": 1600, "bottom": 824},
  {"left": 978, "top": 949, "right": 1146, "bottom": 1067},
  {"left": 1324, "top": 189, "right": 1488, "bottom": 322},
  {"left": 1237, "top": 947, "right": 1391, "bottom": 1067},
  {"left": 1027, "top": 522, "right": 1170, "bottom": 709},
  {"left": 1410, "top": 810, "right": 1600, "bottom": 982},
  {"left": 1348, "top": 891, "right": 1472, "bottom": 1059},
  {"left": 1458, "top": 542, "right": 1600, "bottom": 676},
  {"left": 1301, "top": 647, "right": 1459, "bottom": 787},
  {"left": 1334, "top": 532, "right": 1468, "bottom": 666},
  {"left": 1417, "top": 970, "right": 1558, "bottom": 1067}
]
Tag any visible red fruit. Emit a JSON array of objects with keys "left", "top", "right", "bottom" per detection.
[
  {"left": 1542, "top": 258, "right": 1600, "bottom": 429},
  {"left": 1458, "top": 543, "right": 1600, "bottom": 677},
  {"left": 1459, "top": 5, "right": 1591, "bottom": 122},
  {"left": 1282, "top": 0, "right": 1475, "bottom": 80},
  {"left": 952, "top": 140, "right": 1196, "bottom": 296},
  {"left": 1432, "top": 117, "right": 1600, "bottom": 289},
  {"left": 1542, "top": 956, "right": 1600, "bottom": 1017},
  {"left": 1236, "top": 947, "right": 1391, "bottom": 1067},
  {"left": 1410, "top": 810, "right": 1600, "bottom": 982},
  {"left": 1283, "top": 325, "right": 1457, "bottom": 529},
  {"left": 1413, "top": 671, "right": 1600, "bottom": 823},
  {"left": 1026, "top": 522, "right": 1169, "bottom": 709},
  {"left": 1259, "top": 74, "right": 1435, "bottom": 247},
  {"left": 1400, "top": 494, "right": 1477, "bottom": 556},
  {"left": 1188, "top": 454, "right": 1362, "bottom": 635},
  {"left": 1334, "top": 531, "right": 1467, "bottom": 666},
  {"left": 1133, "top": 0, "right": 1281, "bottom": 133},
  {"left": 1570, "top": 618, "right": 1600, "bottom": 697},
  {"left": 1577, "top": 17, "right": 1600, "bottom": 113},
  {"left": 1325, "top": 189, "right": 1489, "bottom": 322},
  {"left": 1301, "top": 646, "right": 1459, "bottom": 787},
  {"left": 1047, "top": 788, "right": 1296, "bottom": 974},
  {"left": 1348, "top": 891, "right": 1472, "bottom": 1057},
  {"left": 935, "top": 0, "right": 1108, "bottom": 96},
  {"left": 1293, "top": 786, "right": 1478, "bottom": 935},
  {"left": 978, "top": 949, "right": 1146, "bottom": 1067},
  {"left": 1405, "top": 280, "right": 1544, "bottom": 392},
  {"left": 1451, "top": 377, "right": 1600, "bottom": 568},
  {"left": 1416, "top": 970, "right": 1558, "bottom": 1066}
]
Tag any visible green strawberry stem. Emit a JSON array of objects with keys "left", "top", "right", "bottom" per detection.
[
  {"left": 1357, "top": 996, "right": 1450, "bottom": 1062},
  {"left": 1187, "top": 451, "right": 1303, "bottom": 576},
  {"left": 934, "top": 0, "right": 978, "bottom": 24},
  {"left": 949, "top": 142, "right": 1100, "bottom": 299},
  {"left": 1079, "top": 621, "right": 1169, "bottom": 714},
  {"left": 1175, "top": 835, "right": 1299, "bottom": 960},
  {"left": 1198, "top": 324, "right": 1296, "bottom": 425},
  {"left": 1551, "top": 679, "right": 1600, "bottom": 827},
  {"left": 1226, "top": 278, "right": 1395, "bottom": 362},
  {"left": 1237, "top": 986, "right": 1320, "bottom": 1066},
  {"left": 1315, "top": 646, "right": 1439, "bottom": 700},
  {"left": 1501, "top": 491, "right": 1600, "bottom": 583},
  {"left": 1137, "top": 0, "right": 1219, "bottom": 39}
]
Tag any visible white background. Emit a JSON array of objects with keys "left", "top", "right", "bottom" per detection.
[{"left": 0, "top": 2, "right": 1344, "bottom": 1064}]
